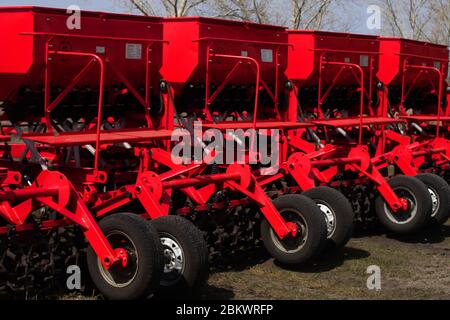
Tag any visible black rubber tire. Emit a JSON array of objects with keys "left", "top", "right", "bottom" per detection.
[
  {"left": 87, "top": 213, "right": 164, "bottom": 300},
  {"left": 151, "top": 216, "right": 209, "bottom": 296},
  {"left": 416, "top": 173, "right": 450, "bottom": 225},
  {"left": 303, "top": 187, "right": 355, "bottom": 249},
  {"left": 260, "top": 194, "right": 327, "bottom": 266},
  {"left": 375, "top": 176, "right": 432, "bottom": 234}
]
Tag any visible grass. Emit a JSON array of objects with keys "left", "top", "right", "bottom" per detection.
[
  {"left": 55, "top": 222, "right": 450, "bottom": 300},
  {"left": 201, "top": 223, "right": 450, "bottom": 300}
]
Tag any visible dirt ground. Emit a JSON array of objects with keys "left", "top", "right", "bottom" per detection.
[
  {"left": 198, "top": 221, "right": 450, "bottom": 300},
  {"left": 60, "top": 221, "right": 449, "bottom": 301}
]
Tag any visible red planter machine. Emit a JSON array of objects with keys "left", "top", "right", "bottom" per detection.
[
  {"left": 0, "top": 6, "right": 448, "bottom": 299},
  {"left": 284, "top": 31, "right": 449, "bottom": 233}
]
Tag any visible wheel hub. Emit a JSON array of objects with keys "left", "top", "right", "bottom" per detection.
[
  {"left": 98, "top": 231, "right": 139, "bottom": 289},
  {"left": 114, "top": 248, "right": 129, "bottom": 268},
  {"left": 270, "top": 210, "right": 309, "bottom": 254},
  {"left": 384, "top": 188, "right": 418, "bottom": 225},
  {"left": 161, "top": 237, "right": 184, "bottom": 275},
  {"left": 428, "top": 188, "right": 439, "bottom": 216},
  {"left": 400, "top": 198, "right": 410, "bottom": 211},
  {"left": 317, "top": 203, "right": 336, "bottom": 237}
]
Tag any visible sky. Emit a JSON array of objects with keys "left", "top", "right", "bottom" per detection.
[{"left": 0, "top": 0, "right": 378, "bottom": 34}]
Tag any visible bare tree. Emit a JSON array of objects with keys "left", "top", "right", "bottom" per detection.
[
  {"left": 382, "top": 0, "right": 449, "bottom": 46},
  {"left": 290, "top": 0, "right": 334, "bottom": 30},
  {"left": 212, "top": 0, "right": 348, "bottom": 30},
  {"left": 125, "top": 0, "right": 353, "bottom": 32},
  {"left": 127, "top": 0, "right": 210, "bottom": 17},
  {"left": 128, "top": 0, "right": 157, "bottom": 16},
  {"left": 428, "top": 0, "right": 450, "bottom": 46},
  {"left": 213, "top": 0, "right": 272, "bottom": 24}
]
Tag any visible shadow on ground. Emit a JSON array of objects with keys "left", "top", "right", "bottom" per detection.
[
  {"left": 348, "top": 221, "right": 449, "bottom": 245},
  {"left": 275, "top": 246, "right": 370, "bottom": 273},
  {"left": 386, "top": 225, "right": 450, "bottom": 244},
  {"left": 210, "top": 247, "right": 271, "bottom": 272},
  {"left": 209, "top": 244, "right": 370, "bottom": 275},
  {"left": 197, "top": 284, "right": 235, "bottom": 300}
]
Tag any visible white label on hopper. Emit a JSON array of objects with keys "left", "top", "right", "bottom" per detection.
[
  {"left": 96, "top": 46, "right": 106, "bottom": 54},
  {"left": 360, "top": 55, "right": 369, "bottom": 67},
  {"left": 126, "top": 43, "right": 142, "bottom": 60},
  {"left": 261, "top": 49, "right": 273, "bottom": 63}
]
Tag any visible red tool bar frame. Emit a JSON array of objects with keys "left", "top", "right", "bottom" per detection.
[
  {"left": 402, "top": 115, "right": 450, "bottom": 123},
  {"left": 161, "top": 172, "right": 241, "bottom": 189},
  {"left": 311, "top": 117, "right": 406, "bottom": 128},
  {"left": 23, "top": 129, "right": 177, "bottom": 147},
  {"left": 202, "top": 121, "right": 315, "bottom": 131},
  {"left": 0, "top": 187, "right": 58, "bottom": 202}
]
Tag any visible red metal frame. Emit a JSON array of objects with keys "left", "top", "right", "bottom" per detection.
[
  {"left": 23, "top": 31, "right": 168, "bottom": 128},
  {"left": 21, "top": 32, "right": 168, "bottom": 180},
  {"left": 318, "top": 54, "right": 366, "bottom": 145},
  {"left": 1, "top": 10, "right": 449, "bottom": 297},
  {"left": 376, "top": 51, "right": 450, "bottom": 177},
  {"left": 399, "top": 58, "right": 446, "bottom": 137},
  {"left": 0, "top": 168, "right": 125, "bottom": 270},
  {"left": 22, "top": 128, "right": 301, "bottom": 241},
  {"left": 198, "top": 37, "right": 290, "bottom": 124},
  {"left": 283, "top": 41, "right": 419, "bottom": 213}
]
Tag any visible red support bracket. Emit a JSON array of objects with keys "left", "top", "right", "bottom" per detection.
[
  {"left": 387, "top": 146, "right": 418, "bottom": 176},
  {"left": 0, "top": 170, "right": 124, "bottom": 270},
  {"left": 224, "top": 164, "right": 297, "bottom": 240},
  {"left": 284, "top": 153, "right": 316, "bottom": 191}
]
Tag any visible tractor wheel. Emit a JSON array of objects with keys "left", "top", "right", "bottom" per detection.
[
  {"left": 303, "top": 187, "right": 355, "bottom": 249},
  {"left": 151, "top": 216, "right": 209, "bottom": 296},
  {"left": 416, "top": 173, "right": 450, "bottom": 225},
  {"left": 375, "top": 176, "right": 432, "bottom": 234},
  {"left": 87, "top": 213, "right": 164, "bottom": 300},
  {"left": 260, "top": 194, "right": 327, "bottom": 266}
]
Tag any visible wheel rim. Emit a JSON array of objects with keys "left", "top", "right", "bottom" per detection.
[
  {"left": 383, "top": 186, "right": 418, "bottom": 225},
  {"left": 317, "top": 202, "right": 336, "bottom": 238},
  {"left": 428, "top": 187, "right": 440, "bottom": 218},
  {"left": 97, "top": 231, "right": 139, "bottom": 288},
  {"left": 269, "top": 209, "right": 308, "bottom": 253},
  {"left": 160, "top": 235, "right": 185, "bottom": 287}
]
